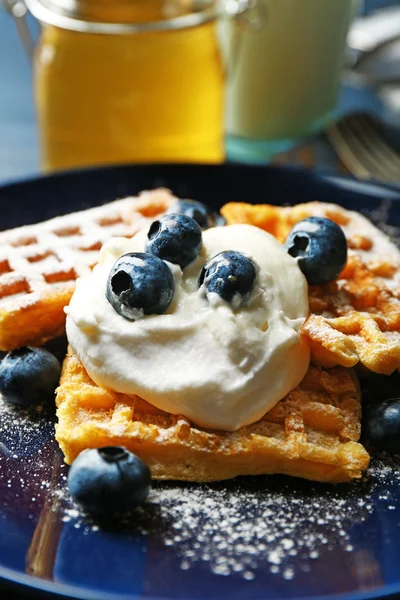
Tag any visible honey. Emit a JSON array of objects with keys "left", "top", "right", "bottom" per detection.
[{"left": 33, "top": 1, "right": 225, "bottom": 171}]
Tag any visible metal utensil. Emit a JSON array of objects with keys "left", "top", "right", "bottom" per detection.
[
  {"left": 347, "top": 5, "right": 400, "bottom": 70},
  {"left": 326, "top": 112, "right": 400, "bottom": 183}
]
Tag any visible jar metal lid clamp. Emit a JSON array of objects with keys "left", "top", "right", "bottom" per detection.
[
  {"left": 4, "top": 0, "right": 265, "bottom": 60},
  {"left": 3, "top": 0, "right": 35, "bottom": 59}
]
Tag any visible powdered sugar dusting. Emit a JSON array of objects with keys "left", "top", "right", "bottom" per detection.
[
  {"left": 0, "top": 190, "right": 174, "bottom": 310},
  {"left": 2, "top": 388, "right": 400, "bottom": 582},
  {"left": 49, "top": 455, "right": 400, "bottom": 581},
  {"left": 0, "top": 396, "right": 48, "bottom": 456},
  {"left": 144, "top": 481, "right": 371, "bottom": 578},
  {"left": 146, "top": 456, "right": 400, "bottom": 579}
]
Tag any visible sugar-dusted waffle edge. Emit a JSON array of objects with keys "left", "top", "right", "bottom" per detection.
[
  {"left": 222, "top": 200, "right": 400, "bottom": 375},
  {"left": 0, "top": 189, "right": 174, "bottom": 350}
]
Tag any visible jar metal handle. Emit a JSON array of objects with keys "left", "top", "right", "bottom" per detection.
[
  {"left": 224, "top": 0, "right": 267, "bottom": 31},
  {"left": 3, "top": 0, "right": 34, "bottom": 61}
]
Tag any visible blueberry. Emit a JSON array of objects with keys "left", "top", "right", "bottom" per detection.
[
  {"left": 145, "top": 214, "right": 202, "bottom": 269},
  {"left": 68, "top": 446, "right": 151, "bottom": 518},
  {"left": 0, "top": 346, "right": 61, "bottom": 407},
  {"left": 198, "top": 251, "right": 256, "bottom": 307},
  {"left": 285, "top": 217, "right": 347, "bottom": 285},
  {"left": 363, "top": 399, "right": 400, "bottom": 453},
  {"left": 106, "top": 252, "right": 174, "bottom": 320},
  {"left": 167, "top": 199, "right": 226, "bottom": 230}
]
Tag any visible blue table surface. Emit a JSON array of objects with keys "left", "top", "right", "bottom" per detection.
[
  {"left": 0, "top": 12, "right": 39, "bottom": 184},
  {"left": 0, "top": 0, "right": 397, "bottom": 186}
]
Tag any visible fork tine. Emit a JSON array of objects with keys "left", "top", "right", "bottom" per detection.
[
  {"left": 335, "top": 117, "right": 394, "bottom": 181},
  {"left": 327, "top": 121, "right": 373, "bottom": 180},
  {"left": 350, "top": 115, "right": 400, "bottom": 180},
  {"left": 344, "top": 117, "right": 399, "bottom": 182},
  {"left": 327, "top": 114, "right": 400, "bottom": 184}
]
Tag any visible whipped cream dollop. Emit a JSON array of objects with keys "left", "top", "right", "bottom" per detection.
[{"left": 66, "top": 224, "right": 310, "bottom": 431}]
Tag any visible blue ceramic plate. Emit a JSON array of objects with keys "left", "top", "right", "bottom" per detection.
[{"left": 1, "top": 164, "right": 400, "bottom": 600}]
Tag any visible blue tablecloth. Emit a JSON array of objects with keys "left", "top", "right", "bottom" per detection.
[{"left": 0, "top": 13, "right": 39, "bottom": 183}]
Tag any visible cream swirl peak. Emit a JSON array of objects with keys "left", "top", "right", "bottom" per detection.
[{"left": 65, "top": 224, "right": 310, "bottom": 431}]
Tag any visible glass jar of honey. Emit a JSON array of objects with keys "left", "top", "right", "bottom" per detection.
[{"left": 7, "top": 0, "right": 250, "bottom": 171}]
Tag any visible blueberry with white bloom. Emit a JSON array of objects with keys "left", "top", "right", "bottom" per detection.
[
  {"left": 199, "top": 250, "right": 256, "bottom": 307},
  {"left": 146, "top": 214, "right": 202, "bottom": 269},
  {"left": 68, "top": 446, "right": 151, "bottom": 518},
  {"left": 106, "top": 252, "right": 174, "bottom": 320},
  {"left": 285, "top": 217, "right": 347, "bottom": 285},
  {"left": 0, "top": 346, "right": 61, "bottom": 407}
]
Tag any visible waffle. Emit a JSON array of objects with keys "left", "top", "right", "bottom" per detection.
[
  {"left": 55, "top": 349, "right": 370, "bottom": 483},
  {"left": 221, "top": 201, "right": 400, "bottom": 375},
  {"left": 0, "top": 189, "right": 174, "bottom": 351}
]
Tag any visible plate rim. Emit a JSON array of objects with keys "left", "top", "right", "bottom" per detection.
[
  {"left": 4, "top": 563, "right": 400, "bottom": 600},
  {"left": 0, "top": 162, "right": 400, "bottom": 194},
  {"left": 1, "top": 162, "right": 400, "bottom": 600}
]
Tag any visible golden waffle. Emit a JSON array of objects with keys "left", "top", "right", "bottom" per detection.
[
  {"left": 55, "top": 349, "right": 370, "bottom": 483},
  {"left": 222, "top": 201, "right": 400, "bottom": 375},
  {"left": 0, "top": 189, "right": 174, "bottom": 351}
]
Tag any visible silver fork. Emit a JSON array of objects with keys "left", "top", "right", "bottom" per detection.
[{"left": 326, "top": 113, "right": 400, "bottom": 184}]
